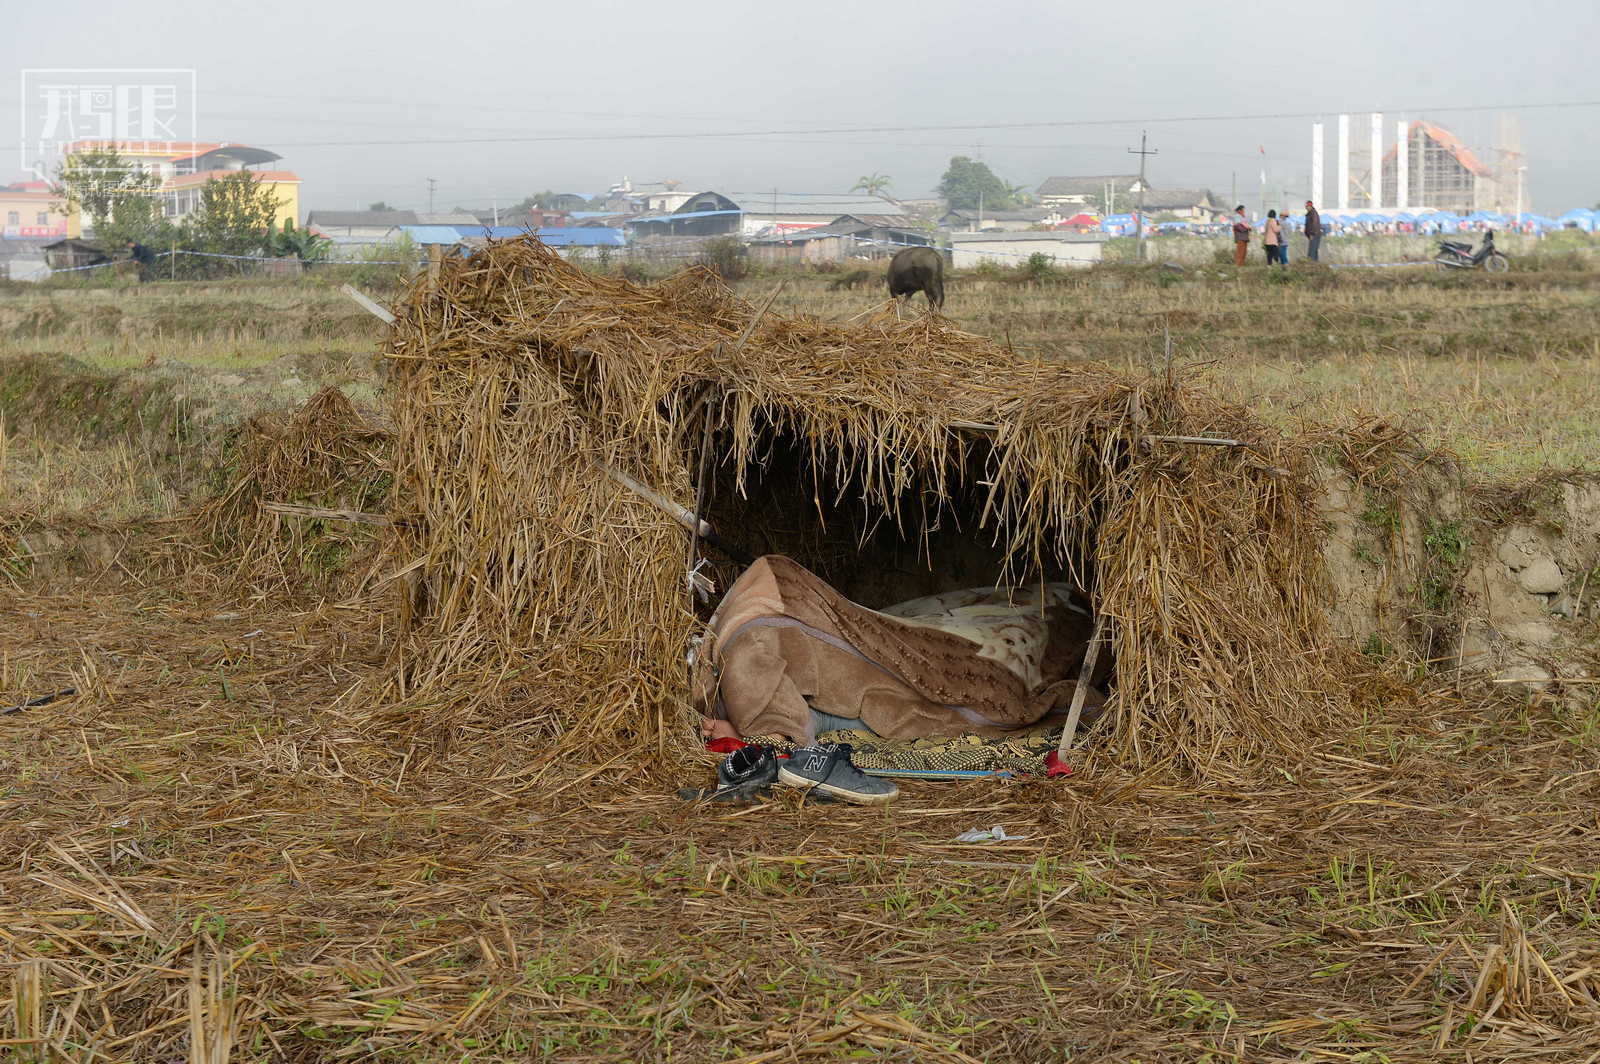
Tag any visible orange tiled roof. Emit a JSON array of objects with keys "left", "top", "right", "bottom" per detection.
[
  {"left": 1384, "top": 121, "right": 1493, "bottom": 178},
  {"left": 164, "top": 169, "right": 300, "bottom": 188},
  {"left": 64, "top": 140, "right": 225, "bottom": 158}
]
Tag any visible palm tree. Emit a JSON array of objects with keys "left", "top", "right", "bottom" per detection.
[
  {"left": 1002, "top": 180, "right": 1034, "bottom": 208},
  {"left": 851, "top": 173, "right": 894, "bottom": 199}
]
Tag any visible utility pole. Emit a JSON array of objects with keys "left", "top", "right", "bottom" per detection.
[
  {"left": 492, "top": 195, "right": 498, "bottom": 227},
  {"left": 1231, "top": 171, "right": 1237, "bottom": 211},
  {"left": 427, "top": 178, "right": 437, "bottom": 215},
  {"left": 1128, "top": 132, "right": 1157, "bottom": 262}
]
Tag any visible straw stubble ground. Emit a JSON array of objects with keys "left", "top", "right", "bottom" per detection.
[{"left": 3, "top": 588, "right": 1600, "bottom": 1061}]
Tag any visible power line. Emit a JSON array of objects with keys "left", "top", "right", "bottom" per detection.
[{"left": 248, "top": 99, "right": 1600, "bottom": 149}]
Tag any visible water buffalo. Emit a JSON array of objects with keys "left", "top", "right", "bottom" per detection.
[{"left": 886, "top": 246, "right": 944, "bottom": 310}]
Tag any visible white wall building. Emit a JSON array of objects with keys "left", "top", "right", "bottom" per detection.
[
  {"left": 949, "top": 231, "right": 1105, "bottom": 269},
  {"left": 728, "top": 193, "right": 905, "bottom": 237}
]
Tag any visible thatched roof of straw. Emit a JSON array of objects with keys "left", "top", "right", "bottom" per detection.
[{"left": 381, "top": 238, "right": 1349, "bottom": 775}]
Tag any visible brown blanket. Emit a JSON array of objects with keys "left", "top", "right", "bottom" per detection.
[{"left": 692, "top": 556, "right": 1103, "bottom": 742}]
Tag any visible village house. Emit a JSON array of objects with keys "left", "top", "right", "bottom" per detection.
[
  {"left": 727, "top": 192, "right": 905, "bottom": 237},
  {"left": 305, "top": 210, "right": 416, "bottom": 253},
  {"left": 63, "top": 140, "right": 300, "bottom": 233},
  {"left": 1135, "top": 188, "right": 1225, "bottom": 222},
  {"left": 625, "top": 192, "right": 743, "bottom": 242},
  {"left": 1036, "top": 175, "right": 1143, "bottom": 211},
  {"left": 0, "top": 182, "right": 76, "bottom": 241},
  {"left": 938, "top": 207, "right": 1063, "bottom": 232},
  {"left": 750, "top": 213, "right": 938, "bottom": 264}
]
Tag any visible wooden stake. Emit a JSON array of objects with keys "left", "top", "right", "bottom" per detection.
[{"left": 1057, "top": 623, "right": 1103, "bottom": 758}]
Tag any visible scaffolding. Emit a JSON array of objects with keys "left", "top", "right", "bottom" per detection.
[{"left": 1376, "top": 115, "right": 1525, "bottom": 213}]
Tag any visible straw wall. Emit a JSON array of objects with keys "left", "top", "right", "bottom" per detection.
[{"left": 381, "top": 238, "right": 1348, "bottom": 773}]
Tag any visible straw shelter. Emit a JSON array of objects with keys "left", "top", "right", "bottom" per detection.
[{"left": 380, "top": 238, "right": 1348, "bottom": 774}]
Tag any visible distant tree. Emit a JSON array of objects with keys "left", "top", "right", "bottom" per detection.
[
  {"left": 511, "top": 190, "right": 590, "bottom": 213},
  {"left": 187, "top": 170, "right": 283, "bottom": 263},
  {"left": 937, "top": 157, "right": 1014, "bottom": 211},
  {"left": 368, "top": 201, "right": 393, "bottom": 212},
  {"left": 53, "top": 146, "right": 165, "bottom": 246},
  {"left": 851, "top": 173, "right": 893, "bottom": 199}
]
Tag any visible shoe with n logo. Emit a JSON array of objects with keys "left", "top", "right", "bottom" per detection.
[{"left": 777, "top": 743, "right": 898, "bottom": 805}]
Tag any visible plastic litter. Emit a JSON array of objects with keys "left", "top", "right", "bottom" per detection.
[{"left": 955, "top": 824, "right": 1030, "bottom": 843}]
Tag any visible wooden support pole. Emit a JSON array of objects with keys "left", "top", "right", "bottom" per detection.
[
  {"left": 1056, "top": 624, "right": 1104, "bottom": 758},
  {"left": 341, "top": 284, "right": 396, "bottom": 325}
]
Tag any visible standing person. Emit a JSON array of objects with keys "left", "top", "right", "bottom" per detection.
[
  {"left": 1263, "top": 209, "right": 1282, "bottom": 266},
  {"left": 1279, "top": 212, "right": 1291, "bottom": 265},
  {"left": 1304, "top": 200, "right": 1322, "bottom": 262},
  {"left": 1231, "top": 205, "right": 1251, "bottom": 267}
]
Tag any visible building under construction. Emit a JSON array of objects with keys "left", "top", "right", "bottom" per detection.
[
  {"left": 1381, "top": 119, "right": 1525, "bottom": 213},
  {"left": 1314, "top": 113, "right": 1527, "bottom": 214}
]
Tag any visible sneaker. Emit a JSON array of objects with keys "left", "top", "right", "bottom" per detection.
[
  {"left": 717, "top": 745, "right": 779, "bottom": 789},
  {"left": 777, "top": 743, "right": 898, "bottom": 805}
]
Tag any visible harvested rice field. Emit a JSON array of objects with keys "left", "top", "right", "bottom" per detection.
[{"left": 3, "top": 249, "right": 1600, "bottom": 1063}]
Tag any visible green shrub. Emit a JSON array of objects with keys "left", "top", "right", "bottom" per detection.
[{"left": 698, "top": 238, "right": 749, "bottom": 282}]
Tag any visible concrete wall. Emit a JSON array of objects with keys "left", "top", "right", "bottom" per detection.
[{"left": 950, "top": 236, "right": 1102, "bottom": 269}]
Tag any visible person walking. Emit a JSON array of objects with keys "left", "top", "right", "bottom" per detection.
[
  {"left": 1231, "top": 205, "right": 1251, "bottom": 266},
  {"left": 1263, "top": 210, "right": 1282, "bottom": 266},
  {"left": 1304, "top": 200, "right": 1322, "bottom": 262}
]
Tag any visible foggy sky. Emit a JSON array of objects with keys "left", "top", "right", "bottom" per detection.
[{"left": 6, "top": 0, "right": 1598, "bottom": 214}]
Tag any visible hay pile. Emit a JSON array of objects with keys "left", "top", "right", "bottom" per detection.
[
  {"left": 198, "top": 387, "right": 393, "bottom": 594},
  {"left": 382, "top": 238, "right": 1347, "bottom": 773}
]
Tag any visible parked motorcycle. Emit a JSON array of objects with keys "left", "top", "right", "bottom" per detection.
[{"left": 1435, "top": 230, "right": 1509, "bottom": 273}]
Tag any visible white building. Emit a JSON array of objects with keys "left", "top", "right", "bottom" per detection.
[
  {"left": 949, "top": 231, "right": 1105, "bottom": 269},
  {"left": 727, "top": 193, "right": 906, "bottom": 237}
]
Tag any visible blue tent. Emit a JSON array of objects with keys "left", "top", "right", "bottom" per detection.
[
  {"left": 1353, "top": 212, "right": 1387, "bottom": 224},
  {"left": 1100, "top": 213, "right": 1139, "bottom": 236},
  {"left": 1465, "top": 210, "right": 1507, "bottom": 225},
  {"left": 1394, "top": 212, "right": 1419, "bottom": 224},
  {"left": 1557, "top": 208, "right": 1595, "bottom": 231}
]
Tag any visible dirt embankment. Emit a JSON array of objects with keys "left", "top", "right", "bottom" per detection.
[
  {"left": 1322, "top": 460, "right": 1600, "bottom": 686},
  {"left": 0, "top": 283, "right": 380, "bottom": 342}
]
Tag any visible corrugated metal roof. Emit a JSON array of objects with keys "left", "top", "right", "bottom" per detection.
[
  {"left": 403, "top": 226, "right": 468, "bottom": 245},
  {"left": 628, "top": 210, "right": 741, "bottom": 224},
  {"left": 522, "top": 227, "right": 627, "bottom": 246},
  {"left": 727, "top": 193, "right": 904, "bottom": 216}
]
